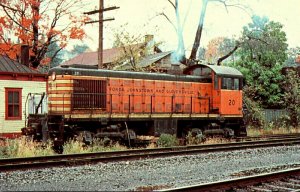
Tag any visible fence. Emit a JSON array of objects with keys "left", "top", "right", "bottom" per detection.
[{"left": 263, "top": 109, "right": 287, "bottom": 123}]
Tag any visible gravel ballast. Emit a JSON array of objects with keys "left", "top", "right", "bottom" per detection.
[{"left": 1, "top": 145, "right": 300, "bottom": 191}]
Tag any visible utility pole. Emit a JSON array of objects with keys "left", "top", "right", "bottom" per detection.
[
  {"left": 99, "top": 0, "right": 103, "bottom": 69},
  {"left": 84, "top": 1, "right": 119, "bottom": 69}
]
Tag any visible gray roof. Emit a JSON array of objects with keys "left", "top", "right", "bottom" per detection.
[
  {"left": 138, "top": 51, "right": 173, "bottom": 67},
  {"left": 113, "top": 51, "right": 174, "bottom": 70},
  {"left": 207, "top": 64, "right": 243, "bottom": 77},
  {"left": 184, "top": 64, "right": 243, "bottom": 78},
  {"left": 0, "top": 55, "right": 41, "bottom": 74}
]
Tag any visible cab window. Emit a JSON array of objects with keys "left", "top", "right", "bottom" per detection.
[
  {"left": 222, "top": 77, "right": 242, "bottom": 90},
  {"left": 234, "top": 78, "right": 239, "bottom": 90},
  {"left": 221, "top": 77, "right": 233, "bottom": 89}
]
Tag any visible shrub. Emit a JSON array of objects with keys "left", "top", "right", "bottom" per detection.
[
  {"left": 243, "top": 96, "right": 265, "bottom": 127},
  {"left": 185, "top": 131, "right": 205, "bottom": 145},
  {"left": 283, "top": 70, "right": 300, "bottom": 127},
  {"left": 156, "top": 134, "right": 179, "bottom": 147}
]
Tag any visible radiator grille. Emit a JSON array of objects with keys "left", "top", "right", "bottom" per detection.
[{"left": 72, "top": 79, "right": 107, "bottom": 109}]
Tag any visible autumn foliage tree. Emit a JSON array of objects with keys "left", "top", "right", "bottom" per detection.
[
  {"left": 0, "top": 0, "right": 90, "bottom": 69},
  {"left": 204, "top": 37, "right": 237, "bottom": 64},
  {"left": 205, "top": 37, "right": 225, "bottom": 63}
]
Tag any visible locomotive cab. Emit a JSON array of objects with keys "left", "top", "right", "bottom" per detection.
[
  {"left": 211, "top": 67, "right": 243, "bottom": 116},
  {"left": 183, "top": 64, "right": 246, "bottom": 137},
  {"left": 183, "top": 64, "right": 243, "bottom": 116}
]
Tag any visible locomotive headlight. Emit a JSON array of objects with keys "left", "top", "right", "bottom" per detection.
[{"left": 51, "top": 72, "right": 56, "bottom": 81}]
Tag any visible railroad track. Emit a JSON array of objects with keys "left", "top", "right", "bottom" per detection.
[
  {"left": 1, "top": 136, "right": 300, "bottom": 172},
  {"left": 159, "top": 167, "right": 300, "bottom": 192},
  {"left": 236, "top": 133, "right": 300, "bottom": 141}
]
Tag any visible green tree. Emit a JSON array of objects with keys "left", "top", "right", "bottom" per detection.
[
  {"left": 197, "top": 47, "right": 206, "bottom": 61},
  {"left": 283, "top": 70, "right": 300, "bottom": 127},
  {"left": 46, "top": 41, "right": 64, "bottom": 68},
  {"left": 285, "top": 47, "right": 300, "bottom": 67},
  {"left": 64, "top": 44, "right": 89, "bottom": 61},
  {"left": 217, "top": 38, "right": 237, "bottom": 64},
  {"left": 233, "top": 15, "right": 288, "bottom": 108},
  {"left": 70, "top": 44, "right": 89, "bottom": 57}
]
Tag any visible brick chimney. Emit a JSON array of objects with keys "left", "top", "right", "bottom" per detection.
[
  {"left": 20, "top": 44, "right": 29, "bottom": 67},
  {"left": 144, "top": 34, "right": 154, "bottom": 55}
]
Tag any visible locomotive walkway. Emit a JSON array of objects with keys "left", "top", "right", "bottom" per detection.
[{"left": 1, "top": 134, "right": 300, "bottom": 172}]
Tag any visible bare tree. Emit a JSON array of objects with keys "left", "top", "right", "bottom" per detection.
[
  {"left": 189, "top": 0, "right": 208, "bottom": 63},
  {"left": 157, "top": 0, "right": 189, "bottom": 63},
  {"left": 157, "top": 0, "right": 250, "bottom": 66},
  {"left": 189, "top": 0, "right": 251, "bottom": 62}
]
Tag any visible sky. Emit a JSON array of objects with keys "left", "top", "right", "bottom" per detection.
[{"left": 79, "top": 0, "right": 300, "bottom": 54}]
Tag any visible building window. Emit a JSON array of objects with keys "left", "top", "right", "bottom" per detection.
[{"left": 5, "top": 88, "right": 22, "bottom": 120}]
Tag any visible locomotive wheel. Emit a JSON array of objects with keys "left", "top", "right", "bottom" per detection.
[
  {"left": 76, "top": 131, "right": 93, "bottom": 145},
  {"left": 184, "top": 128, "right": 206, "bottom": 145},
  {"left": 52, "top": 144, "right": 63, "bottom": 154},
  {"left": 224, "top": 128, "right": 234, "bottom": 138}
]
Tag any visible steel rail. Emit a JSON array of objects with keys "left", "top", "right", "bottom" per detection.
[
  {"left": 158, "top": 167, "right": 300, "bottom": 191},
  {"left": 1, "top": 136, "right": 300, "bottom": 172},
  {"left": 236, "top": 133, "right": 300, "bottom": 141}
]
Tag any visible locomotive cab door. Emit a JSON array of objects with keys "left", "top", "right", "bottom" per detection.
[
  {"left": 211, "top": 72, "right": 221, "bottom": 114},
  {"left": 219, "top": 76, "right": 243, "bottom": 115}
]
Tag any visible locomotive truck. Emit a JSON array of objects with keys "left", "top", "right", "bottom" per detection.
[{"left": 21, "top": 63, "right": 247, "bottom": 148}]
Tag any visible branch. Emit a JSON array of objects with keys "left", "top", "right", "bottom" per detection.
[
  {"left": 181, "top": 0, "right": 192, "bottom": 29},
  {"left": 209, "top": 0, "right": 252, "bottom": 16},
  {"left": 246, "top": 34, "right": 270, "bottom": 45},
  {"left": 50, "top": 45, "right": 63, "bottom": 62},
  {"left": 0, "top": 5, "right": 31, "bottom": 33},
  {"left": 39, "top": 0, "right": 52, "bottom": 16},
  {"left": 167, "top": 0, "right": 176, "bottom": 10},
  {"left": 217, "top": 42, "right": 240, "bottom": 65},
  {"left": 157, "top": 12, "right": 177, "bottom": 32},
  {"left": 0, "top": 3, "right": 19, "bottom": 12}
]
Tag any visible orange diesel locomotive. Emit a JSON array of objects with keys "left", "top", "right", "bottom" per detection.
[{"left": 22, "top": 64, "right": 246, "bottom": 146}]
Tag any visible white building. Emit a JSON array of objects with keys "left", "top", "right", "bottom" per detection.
[{"left": 0, "top": 55, "right": 47, "bottom": 138}]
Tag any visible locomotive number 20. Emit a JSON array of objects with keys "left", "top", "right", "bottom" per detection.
[{"left": 229, "top": 99, "right": 235, "bottom": 106}]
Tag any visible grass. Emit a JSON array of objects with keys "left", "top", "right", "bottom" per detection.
[
  {"left": 247, "top": 124, "right": 300, "bottom": 137},
  {"left": 0, "top": 137, "right": 55, "bottom": 158},
  {"left": 0, "top": 137, "right": 128, "bottom": 159},
  {"left": 1, "top": 123, "right": 299, "bottom": 158},
  {"left": 202, "top": 137, "right": 236, "bottom": 145}
]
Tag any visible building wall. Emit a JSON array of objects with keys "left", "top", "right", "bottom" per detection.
[{"left": 0, "top": 80, "right": 46, "bottom": 136}]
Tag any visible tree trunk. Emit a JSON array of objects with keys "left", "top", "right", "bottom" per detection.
[
  {"left": 31, "top": 1, "right": 40, "bottom": 68},
  {"left": 175, "top": 0, "right": 186, "bottom": 63},
  {"left": 217, "top": 43, "right": 240, "bottom": 65},
  {"left": 189, "top": 0, "right": 208, "bottom": 62}
]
